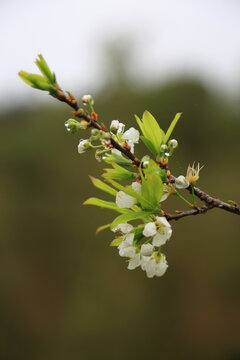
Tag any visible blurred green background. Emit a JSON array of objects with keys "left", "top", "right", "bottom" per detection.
[{"left": 0, "top": 64, "right": 239, "bottom": 360}]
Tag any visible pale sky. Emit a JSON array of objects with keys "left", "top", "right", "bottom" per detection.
[{"left": 1, "top": 0, "right": 240, "bottom": 108}]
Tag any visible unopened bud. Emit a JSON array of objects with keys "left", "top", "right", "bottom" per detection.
[
  {"left": 110, "top": 120, "right": 120, "bottom": 131},
  {"left": 78, "top": 139, "right": 91, "bottom": 154},
  {"left": 168, "top": 139, "right": 178, "bottom": 149},
  {"left": 82, "top": 94, "right": 94, "bottom": 105},
  {"left": 160, "top": 144, "right": 168, "bottom": 152}
]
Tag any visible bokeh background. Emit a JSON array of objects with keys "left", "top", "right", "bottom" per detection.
[{"left": 0, "top": 1, "right": 240, "bottom": 359}]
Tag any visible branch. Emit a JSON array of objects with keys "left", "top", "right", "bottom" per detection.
[{"left": 53, "top": 87, "right": 240, "bottom": 218}]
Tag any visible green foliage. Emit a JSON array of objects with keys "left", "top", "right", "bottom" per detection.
[
  {"left": 163, "top": 112, "right": 182, "bottom": 143},
  {"left": 102, "top": 163, "right": 136, "bottom": 181},
  {"left": 140, "top": 160, "right": 163, "bottom": 209},
  {"left": 104, "top": 153, "right": 132, "bottom": 166},
  {"left": 111, "top": 211, "right": 152, "bottom": 229},
  {"left": 110, "top": 238, "right": 123, "bottom": 246},
  {"left": 35, "top": 54, "right": 56, "bottom": 84},
  {"left": 96, "top": 223, "right": 111, "bottom": 234},
  {"left": 89, "top": 176, "right": 117, "bottom": 196},
  {"left": 18, "top": 54, "right": 57, "bottom": 94},
  {"left": 136, "top": 111, "right": 163, "bottom": 156},
  {"left": 83, "top": 197, "right": 130, "bottom": 214}
]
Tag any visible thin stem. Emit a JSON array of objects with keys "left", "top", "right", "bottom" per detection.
[{"left": 175, "top": 191, "right": 193, "bottom": 207}]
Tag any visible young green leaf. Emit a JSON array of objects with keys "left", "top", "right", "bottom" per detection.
[
  {"left": 163, "top": 112, "right": 182, "bottom": 143},
  {"left": 83, "top": 197, "right": 131, "bottom": 214},
  {"left": 110, "top": 238, "right": 123, "bottom": 246},
  {"left": 89, "top": 176, "right": 117, "bottom": 196},
  {"left": 102, "top": 163, "right": 136, "bottom": 181},
  {"left": 140, "top": 136, "right": 157, "bottom": 155},
  {"left": 104, "top": 153, "right": 132, "bottom": 166},
  {"left": 111, "top": 211, "right": 152, "bottom": 229},
  {"left": 35, "top": 54, "right": 56, "bottom": 84},
  {"left": 136, "top": 111, "right": 163, "bottom": 155},
  {"left": 96, "top": 223, "right": 111, "bottom": 234}
]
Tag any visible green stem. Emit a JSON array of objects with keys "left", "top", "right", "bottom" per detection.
[{"left": 175, "top": 191, "right": 193, "bottom": 207}]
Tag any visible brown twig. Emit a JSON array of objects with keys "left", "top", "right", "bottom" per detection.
[{"left": 52, "top": 87, "right": 240, "bottom": 218}]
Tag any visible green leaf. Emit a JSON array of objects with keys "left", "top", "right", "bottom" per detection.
[
  {"left": 134, "top": 225, "right": 145, "bottom": 242},
  {"left": 111, "top": 211, "right": 152, "bottom": 229},
  {"left": 163, "top": 112, "right": 182, "bottom": 143},
  {"left": 104, "top": 153, "right": 132, "bottom": 166},
  {"left": 83, "top": 197, "right": 130, "bottom": 214},
  {"left": 18, "top": 71, "right": 57, "bottom": 94},
  {"left": 35, "top": 54, "right": 56, "bottom": 84},
  {"left": 89, "top": 176, "right": 117, "bottom": 196},
  {"left": 140, "top": 160, "right": 163, "bottom": 207},
  {"left": 136, "top": 111, "right": 163, "bottom": 155},
  {"left": 102, "top": 163, "right": 136, "bottom": 181},
  {"left": 140, "top": 136, "right": 158, "bottom": 155},
  {"left": 96, "top": 223, "right": 111, "bottom": 234},
  {"left": 110, "top": 238, "right": 123, "bottom": 246}
]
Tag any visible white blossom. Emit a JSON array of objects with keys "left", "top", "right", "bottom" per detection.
[
  {"left": 143, "top": 222, "right": 157, "bottom": 237},
  {"left": 82, "top": 94, "right": 93, "bottom": 104},
  {"left": 140, "top": 255, "right": 152, "bottom": 271},
  {"left": 116, "top": 191, "right": 137, "bottom": 208},
  {"left": 123, "top": 127, "right": 140, "bottom": 143},
  {"left": 78, "top": 139, "right": 89, "bottom": 154},
  {"left": 175, "top": 175, "right": 190, "bottom": 189},
  {"left": 117, "top": 123, "right": 125, "bottom": 134},
  {"left": 140, "top": 243, "right": 154, "bottom": 256},
  {"left": 110, "top": 120, "right": 119, "bottom": 131},
  {"left": 145, "top": 255, "right": 168, "bottom": 278},
  {"left": 128, "top": 253, "right": 141, "bottom": 270},
  {"left": 111, "top": 148, "right": 122, "bottom": 156},
  {"left": 152, "top": 217, "right": 172, "bottom": 246},
  {"left": 132, "top": 181, "right": 142, "bottom": 194},
  {"left": 118, "top": 233, "right": 136, "bottom": 258},
  {"left": 112, "top": 223, "right": 133, "bottom": 234}
]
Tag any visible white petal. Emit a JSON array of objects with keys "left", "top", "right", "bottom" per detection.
[
  {"left": 122, "top": 127, "right": 140, "bottom": 143},
  {"left": 128, "top": 253, "right": 141, "bottom": 270},
  {"left": 132, "top": 181, "right": 142, "bottom": 194},
  {"left": 116, "top": 191, "right": 137, "bottom": 208},
  {"left": 160, "top": 192, "right": 168, "bottom": 202},
  {"left": 152, "top": 232, "right": 167, "bottom": 246},
  {"left": 124, "top": 233, "right": 134, "bottom": 246},
  {"left": 143, "top": 222, "right": 157, "bottom": 237},
  {"left": 175, "top": 175, "right": 190, "bottom": 189},
  {"left": 119, "top": 246, "right": 136, "bottom": 258},
  {"left": 110, "top": 120, "right": 119, "bottom": 130},
  {"left": 155, "top": 257, "right": 168, "bottom": 277},
  {"left": 145, "top": 259, "right": 157, "bottom": 278},
  {"left": 140, "top": 243, "right": 154, "bottom": 256},
  {"left": 111, "top": 148, "right": 122, "bottom": 156},
  {"left": 155, "top": 216, "right": 171, "bottom": 228},
  {"left": 140, "top": 255, "right": 151, "bottom": 270},
  {"left": 112, "top": 223, "right": 133, "bottom": 234}
]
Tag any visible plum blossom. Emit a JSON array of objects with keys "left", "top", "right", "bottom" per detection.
[
  {"left": 144, "top": 254, "right": 168, "bottom": 278},
  {"left": 78, "top": 139, "right": 90, "bottom": 154},
  {"left": 122, "top": 127, "right": 140, "bottom": 153},
  {"left": 175, "top": 175, "right": 190, "bottom": 189},
  {"left": 118, "top": 233, "right": 136, "bottom": 258},
  {"left": 152, "top": 217, "right": 172, "bottom": 246},
  {"left": 116, "top": 191, "right": 137, "bottom": 208},
  {"left": 112, "top": 223, "right": 134, "bottom": 234}
]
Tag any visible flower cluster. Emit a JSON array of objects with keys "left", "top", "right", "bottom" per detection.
[{"left": 111, "top": 215, "right": 171, "bottom": 278}]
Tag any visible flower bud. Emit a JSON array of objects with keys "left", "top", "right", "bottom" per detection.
[
  {"left": 78, "top": 139, "right": 90, "bottom": 154},
  {"left": 160, "top": 144, "right": 168, "bottom": 152},
  {"left": 82, "top": 94, "right": 94, "bottom": 105},
  {"left": 110, "top": 120, "right": 120, "bottom": 131},
  {"left": 168, "top": 139, "right": 178, "bottom": 149}
]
